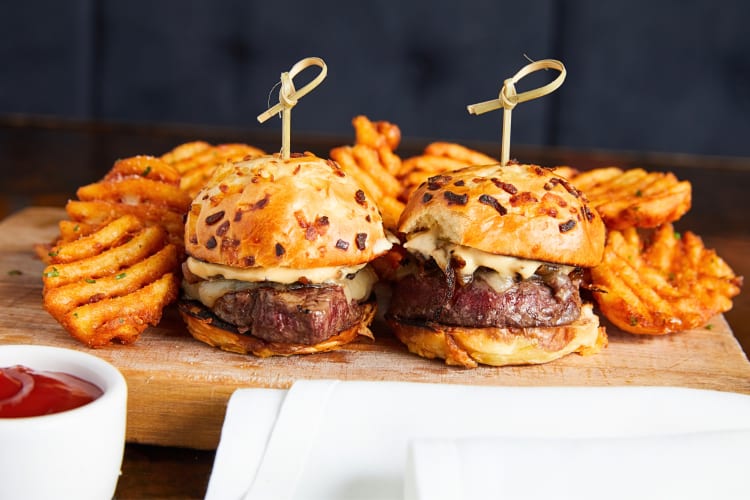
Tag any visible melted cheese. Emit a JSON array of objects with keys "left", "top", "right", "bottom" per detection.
[
  {"left": 183, "top": 259, "right": 378, "bottom": 307},
  {"left": 403, "top": 229, "right": 573, "bottom": 282},
  {"left": 187, "top": 257, "right": 367, "bottom": 284}
]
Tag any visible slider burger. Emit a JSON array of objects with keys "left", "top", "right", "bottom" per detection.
[
  {"left": 178, "top": 152, "right": 392, "bottom": 357},
  {"left": 386, "top": 163, "right": 607, "bottom": 367}
]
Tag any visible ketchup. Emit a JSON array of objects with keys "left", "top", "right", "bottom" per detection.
[{"left": 0, "top": 365, "right": 103, "bottom": 418}]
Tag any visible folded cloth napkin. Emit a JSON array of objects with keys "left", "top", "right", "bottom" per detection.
[
  {"left": 206, "top": 381, "right": 750, "bottom": 500},
  {"left": 405, "top": 431, "right": 750, "bottom": 500}
]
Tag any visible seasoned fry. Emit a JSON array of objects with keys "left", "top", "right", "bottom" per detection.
[
  {"left": 65, "top": 200, "right": 186, "bottom": 250},
  {"left": 43, "top": 223, "right": 166, "bottom": 289},
  {"left": 60, "top": 154, "right": 191, "bottom": 253},
  {"left": 160, "top": 141, "right": 265, "bottom": 197},
  {"left": 570, "top": 167, "right": 691, "bottom": 230},
  {"left": 590, "top": 224, "right": 743, "bottom": 334},
  {"left": 44, "top": 245, "right": 178, "bottom": 319},
  {"left": 48, "top": 215, "right": 142, "bottom": 264},
  {"left": 77, "top": 177, "right": 190, "bottom": 212},
  {"left": 330, "top": 117, "right": 406, "bottom": 231},
  {"left": 352, "top": 115, "right": 401, "bottom": 152},
  {"left": 159, "top": 141, "right": 212, "bottom": 168},
  {"left": 331, "top": 146, "right": 386, "bottom": 199},
  {"left": 42, "top": 216, "right": 179, "bottom": 347},
  {"left": 60, "top": 274, "right": 178, "bottom": 347},
  {"left": 351, "top": 144, "right": 402, "bottom": 198},
  {"left": 104, "top": 155, "right": 182, "bottom": 184},
  {"left": 422, "top": 142, "right": 496, "bottom": 166},
  {"left": 378, "top": 145, "right": 402, "bottom": 177},
  {"left": 378, "top": 196, "right": 406, "bottom": 233},
  {"left": 398, "top": 143, "right": 497, "bottom": 201},
  {"left": 58, "top": 220, "right": 99, "bottom": 242},
  {"left": 548, "top": 166, "right": 579, "bottom": 180}
]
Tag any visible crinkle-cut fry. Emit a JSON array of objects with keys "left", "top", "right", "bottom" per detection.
[
  {"left": 591, "top": 224, "right": 742, "bottom": 334},
  {"left": 569, "top": 167, "right": 692, "bottom": 229},
  {"left": 104, "top": 155, "right": 181, "bottom": 185},
  {"left": 422, "top": 142, "right": 497, "bottom": 166},
  {"left": 61, "top": 273, "right": 178, "bottom": 347},
  {"left": 49, "top": 214, "right": 142, "bottom": 264},
  {"left": 76, "top": 177, "right": 192, "bottom": 212},
  {"left": 43, "top": 224, "right": 166, "bottom": 289},
  {"left": 44, "top": 245, "right": 178, "bottom": 319},
  {"left": 352, "top": 115, "right": 401, "bottom": 151}
]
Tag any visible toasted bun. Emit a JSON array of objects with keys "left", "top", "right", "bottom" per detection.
[
  {"left": 387, "top": 303, "right": 606, "bottom": 368},
  {"left": 178, "top": 299, "right": 376, "bottom": 357},
  {"left": 185, "top": 153, "right": 392, "bottom": 269},
  {"left": 398, "top": 163, "right": 606, "bottom": 267}
]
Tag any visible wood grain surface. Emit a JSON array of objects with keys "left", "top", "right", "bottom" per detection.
[{"left": 2, "top": 207, "right": 749, "bottom": 450}]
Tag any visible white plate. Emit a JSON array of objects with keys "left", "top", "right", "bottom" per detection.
[{"left": 207, "top": 381, "right": 750, "bottom": 500}]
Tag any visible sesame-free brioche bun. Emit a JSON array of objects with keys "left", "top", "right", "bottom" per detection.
[
  {"left": 387, "top": 303, "right": 606, "bottom": 368},
  {"left": 398, "top": 163, "right": 606, "bottom": 267},
  {"left": 185, "top": 153, "right": 392, "bottom": 269}
]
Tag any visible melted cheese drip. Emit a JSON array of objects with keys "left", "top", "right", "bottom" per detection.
[
  {"left": 183, "top": 258, "right": 378, "bottom": 307},
  {"left": 403, "top": 229, "right": 573, "bottom": 282}
]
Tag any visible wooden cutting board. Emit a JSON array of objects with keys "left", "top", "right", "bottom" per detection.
[{"left": 2, "top": 207, "right": 749, "bottom": 450}]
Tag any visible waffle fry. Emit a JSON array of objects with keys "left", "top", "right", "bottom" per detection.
[
  {"left": 590, "top": 224, "right": 742, "bottom": 335},
  {"left": 42, "top": 215, "right": 179, "bottom": 347},
  {"left": 398, "top": 143, "right": 497, "bottom": 201},
  {"left": 160, "top": 141, "right": 265, "bottom": 198},
  {"left": 569, "top": 167, "right": 691, "bottom": 230},
  {"left": 64, "top": 156, "right": 190, "bottom": 251}
]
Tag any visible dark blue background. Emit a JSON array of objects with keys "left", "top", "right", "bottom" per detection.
[{"left": 2, "top": 1, "right": 748, "bottom": 157}]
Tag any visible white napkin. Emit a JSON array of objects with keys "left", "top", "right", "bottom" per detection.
[
  {"left": 405, "top": 431, "right": 750, "bottom": 500},
  {"left": 206, "top": 381, "right": 750, "bottom": 500}
]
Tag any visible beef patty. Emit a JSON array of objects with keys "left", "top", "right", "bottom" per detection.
[
  {"left": 388, "top": 263, "right": 582, "bottom": 328},
  {"left": 208, "top": 283, "right": 367, "bottom": 345}
]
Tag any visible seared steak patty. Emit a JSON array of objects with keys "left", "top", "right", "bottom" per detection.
[
  {"left": 388, "top": 263, "right": 582, "bottom": 328},
  {"left": 209, "top": 284, "right": 367, "bottom": 344}
]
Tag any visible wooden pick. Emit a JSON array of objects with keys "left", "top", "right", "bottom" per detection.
[
  {"left": 257, "top": 57, "right": 328, "bottom": 160},
  {"left": 467, "top": 59, "right": 566, "bottom": 166}
]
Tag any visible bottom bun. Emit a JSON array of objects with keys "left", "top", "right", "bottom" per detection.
[
  {"left": 387, "top": 303, "right": 606, "bottom": 368},
  {"left": 178, "top": 300, "right": 376, "bottom": 357}
]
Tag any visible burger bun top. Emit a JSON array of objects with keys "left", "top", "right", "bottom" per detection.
[
  {"left": 185, "top": 153, "right": 392, "bottom": 269},
  {"left": 398, "top": 163, "right": 605, "bottom": 267}
]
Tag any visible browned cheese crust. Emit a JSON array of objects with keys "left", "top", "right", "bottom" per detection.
[
  {"left": 387, "top": 303, "right": 606, "bottom": 368},
  {"left": 179, "top": 300, "right": 376, "bottom": 357},
  {"left": 398, "top": 163, "right": 606, "bottom": 267},
  {"left": 185, "top": 153, "right": 392, "bottom": 269}
]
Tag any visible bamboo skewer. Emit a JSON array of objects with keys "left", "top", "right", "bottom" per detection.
[{"left": 467, "top": 58, "right": 566, "bottom": 166}]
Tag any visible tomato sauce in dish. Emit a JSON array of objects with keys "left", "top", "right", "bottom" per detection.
[{"left": 0, "top": 365, "right": 103, "bottom": 418}]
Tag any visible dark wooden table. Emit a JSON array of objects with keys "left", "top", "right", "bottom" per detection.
[{"left": 2, "top": 116, "right": 748, "bottom": 499}]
